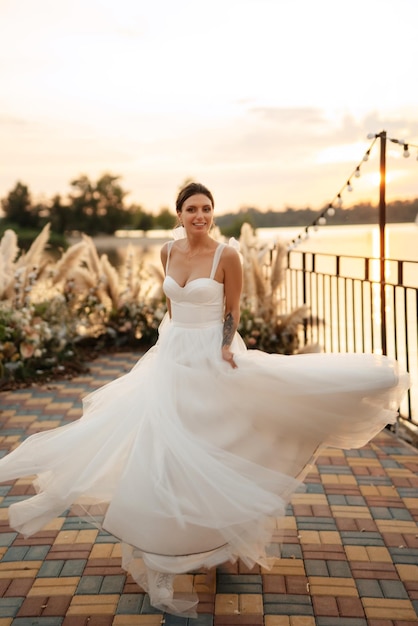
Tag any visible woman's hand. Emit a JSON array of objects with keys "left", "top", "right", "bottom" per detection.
[{"left": 222, "top": 345, "right": 237, "bottom": 369}]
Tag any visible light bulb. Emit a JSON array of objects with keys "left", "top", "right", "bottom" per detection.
[
  {"left": 313, "top": 224, "right": 319, "bottom": 231},
  {"left": 403, "top": 145, "right": 410, "bottom": 158},
  {"left": 367, "top": 133, "right": 375, "bottom": 139},
  {"left": 363, "top": 151, "right": 370, "bottom": 162},
  {"left": 327, "top": 206, "right": 335, "bottom": 217},
  {"left": 318, "top": 216, "right": 326, "bottom": 225},
  {"left": 336, "top": 194, "right": 343, "bottom": 207},
  {"left": 347, "top": 182, "right": 353, "bottom": 192},
  {"left": 354, "top": 167, "right": 361, "bottom": 178}
]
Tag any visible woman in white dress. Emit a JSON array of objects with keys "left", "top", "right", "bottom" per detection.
[{"left": 0, "top": 182, "right": 409, "bottom": 617}]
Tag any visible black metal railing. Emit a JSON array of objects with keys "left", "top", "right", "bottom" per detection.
[{"left": 278, "top": 250, "right": 417, "bottom": 425}]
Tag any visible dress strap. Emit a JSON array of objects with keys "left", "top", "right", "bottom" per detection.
[
  {"left": 165, "top": 241, "right": 174, "bottom": 273},
  {"left": 210, "top": 243, "right": 226, "bottom": 279}
]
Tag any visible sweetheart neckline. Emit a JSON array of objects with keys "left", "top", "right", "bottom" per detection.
[{"left": 164, "top": 275, "right": 223, "bottom": 289}]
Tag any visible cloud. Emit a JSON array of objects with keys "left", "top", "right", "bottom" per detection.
[{"left": 0, "top": 114, "right": 28, "bottom": 126}]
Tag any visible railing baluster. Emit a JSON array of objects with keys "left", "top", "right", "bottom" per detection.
[{"left": 281, "top": 248, "right": 416, "bottom": 424}]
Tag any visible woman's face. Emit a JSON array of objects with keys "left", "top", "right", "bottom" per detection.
[{"left": 178, "top": 193, "right": 214, "bottom": 234}]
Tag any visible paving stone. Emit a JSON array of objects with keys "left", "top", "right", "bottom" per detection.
[
  {"left": 214, "top": 617, "right": 263, "bottom": 625},
  {"left": 356, "top": 579, "right": 384, "bottom": 598},
  {"left": 13, "top": 616, "right": 64, "bottom": 626},
  {"left": 16, "top": 595, "right": 49, "bottom": 617},
  {"left": 370, "top": 507, "right": 394, "bottom": 520},
  {"left": 279, "top": 544, "right": 302, "bottom": 559},
  {"left": 26, "top": 546, "right": 51, "bottom": 561},
  {"left": 42, "top": 596, "right": 72, "bottom": 617},
  {"left": 0, "top": 596, "right": 24, "bottom": 617},
  {"left": 296, "top": 517, "right": 337, "bottom": 530},
  {"left": 0, "top": 533, "right": 17, "bottom": 547},
  {"left": 388, "top": 548, "right": 418, "bottom": 564},
  {"left": 1, "top": 547, "right": 29, "bottom": 562},
  {"left": 193, "top": 616, "right": 213, "bottom": 626},
  {"left": 140, "top": 594, "right": 164, "bottom": 614},
  {"left": 1, "top": 350, "right": 418, "bottom": 626},
  {"left": 100, "top": 574, "right": 125, "bottom": 594},
  {"left": 379, "top": 579, "right": 410, "bottom": 599},
  {"left": 264, "top": 600, "right": 313, "bottom": 616},
  {"left": 316, "top": 616, "right": 368, "bottom": 626},
  {"left": 312, "top": 595, "right": 338, "bottom": 616},
  {"left": 61, "top": 560, "right": 86, "bottom": 577},
  {"left": 163, "top": 616, "right": 189, "bottom": 625},
  {"left": 327, "top": 560, "right": 352, "bottom": 578},
  {"left": 75, "top": 576, "right": 103, "bottom": 594},
  {"left": 3, "top": 577, "right": 34, "bottom": 598},
  {"left": 116, "top": 593, "right": 144, "bottom": 614},
  {"left": 340, "top": 532, "right": 385, "bottom": 546},
  {"left": 38, "top": 561, "right": 65, "bottom": 578},
  {"left": 304, "top": 560, "right": 328, "bottom": 577}
]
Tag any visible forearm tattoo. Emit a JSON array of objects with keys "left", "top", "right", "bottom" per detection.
[{"left": 222, "top": 312, "right": 235, "bottom": 347}]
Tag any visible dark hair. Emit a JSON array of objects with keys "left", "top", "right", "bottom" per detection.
[{"left": 175, "top": 182, "right": 214, "bottom": 214}]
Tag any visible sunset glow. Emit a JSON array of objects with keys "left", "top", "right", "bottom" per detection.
[{"left": 1, "top": 0, "right": 417, "bottom": 214}]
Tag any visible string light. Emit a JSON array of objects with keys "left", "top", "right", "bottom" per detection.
[{"left": 284, "top": 131, "right": 418, "bottom": 250}]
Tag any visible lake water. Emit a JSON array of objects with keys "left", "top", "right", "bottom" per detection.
[
  {"left": 107, "top": 222, "right": 418, "bottom": 264},
  {"left": 258, "top": 222, "right": 418, "bottom": 262}
]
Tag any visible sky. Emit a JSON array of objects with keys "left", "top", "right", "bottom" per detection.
[{"left": 1, "top": 0, "right": 418, "bottom": 216}]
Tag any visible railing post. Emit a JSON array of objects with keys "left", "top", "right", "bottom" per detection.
[
  {"left": 378, "top": 131, "right": 387, "bottom": 355},
  {"left": 302, "top": 252, "right": 308, "bottom": 344}
]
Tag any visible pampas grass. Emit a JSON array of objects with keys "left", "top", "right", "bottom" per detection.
[
  {"left": 0, "top": 221, "right": 315, "bottom": 384},
  {"left": 237, "top": 223, "right": 315, "bottom": 354}
]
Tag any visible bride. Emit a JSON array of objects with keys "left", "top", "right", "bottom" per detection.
[{"left": 0, "top": 182, "right": 409, "bottom": 617}]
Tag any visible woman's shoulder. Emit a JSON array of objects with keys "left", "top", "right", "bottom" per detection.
[
  {"left": 160, "top": 240, "right": 172, "bottom": 262},
  {"left": 219, "top": 242, "right": 241, "bottom": 271},
  {"left": 220, "top": 242, "right": 240, "bottom": 259}
]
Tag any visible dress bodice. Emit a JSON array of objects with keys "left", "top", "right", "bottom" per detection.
[{"left": 163, "top": 242, "right": 225, "bottom": 328}]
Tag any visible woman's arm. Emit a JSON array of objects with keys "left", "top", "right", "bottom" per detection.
[
  {"left": 160, "top": 243, "right": 172, "bottom": 318},
  {"left": 221, "top": 247, "right": 242, "bottom": 368}
]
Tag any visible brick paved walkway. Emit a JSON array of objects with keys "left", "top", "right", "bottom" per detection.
[{"left": 0, "top": 351, "right": 417, "bottom": 626}]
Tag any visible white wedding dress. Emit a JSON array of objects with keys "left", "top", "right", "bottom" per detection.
[{"left": 0, "top": 241, "right": 409, "bottom": 616}]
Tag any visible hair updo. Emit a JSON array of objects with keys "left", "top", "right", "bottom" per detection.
[{"left": 175, "top": 182, "right": 214, "bottom": 214}]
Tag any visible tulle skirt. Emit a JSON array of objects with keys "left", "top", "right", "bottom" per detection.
[{"left": 0, "top": 318, "right": 409, "bottom": 615}]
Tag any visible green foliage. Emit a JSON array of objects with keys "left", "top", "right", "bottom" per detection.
[
  {"left": 2, "top": 175, "right": 417, "bottom": 247},
  {"left": 220, "top": 213, "right": 255, "bottom": 239},
  {"left": 0, "top": 300, "right": 79, "bottom": 383},
  {"left": 68, "top": 173, "right": 129, "bottom": 235},
  {"left": 1, "top": 182, "right": 38, "bottom": 229},
  {"left": 0, "top": 220, "right": 312, "bottom": 387},
  {"left": 0, "top": 222, "right": 68, "bottom": 252},
  {"left": 154, "top": 207, "right": 177, "bottom": 230},
  {"left": 216, "top": 198, "right": 418, "bottom": 233},
  {"left": 238, "top": 307, "right": 303, "bottom": 355}
]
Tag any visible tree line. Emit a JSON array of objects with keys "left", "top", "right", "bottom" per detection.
[
  {"left": 216, "top": 198, "right": 418, "bottom": 236},
  {"left": 1, "top": 174, "right": 417, "bottom": 242},
  {"left": 0, "top": 174, "right": 177, "bottom": 238}
]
